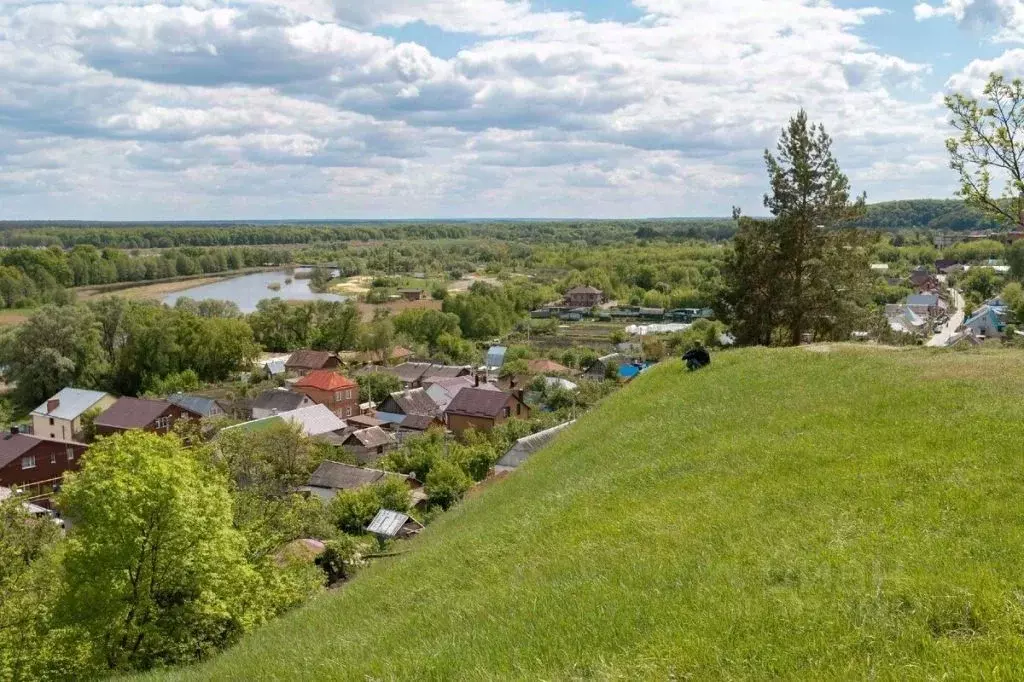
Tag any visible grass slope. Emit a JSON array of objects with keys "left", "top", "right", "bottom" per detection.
[{"left": 155, "top": 347, "right": 1024, "bottom": 680}]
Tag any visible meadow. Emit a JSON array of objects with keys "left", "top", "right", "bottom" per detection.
[{"left": 145, "top": 345, "right": 1024, "bottom": 680}]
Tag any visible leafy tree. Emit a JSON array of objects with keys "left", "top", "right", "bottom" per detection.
[
  {"left": 315, "top": 536, "right": 364, "bottom": 584},
  {"left": 945, "top": 73, "right": 1024, "bottom": 230},
  {"left": 214, "top": 420, "right": 321, "bottom": 495},
  {"left": 425, "top": 459, "right": 471, "bottom": 510},
  {"left": 329, "top": 478, "right": 410, "bottom": 536},
  {"left": 58, "top": 432, "right": 257, "bottom": 672},
  {"left": 1, "top": 305, "right": 108, "bottom": 409},
  {"left": 356, "top": 372, "right": 403, "bottom": 403}
]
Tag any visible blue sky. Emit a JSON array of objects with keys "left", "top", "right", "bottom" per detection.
[{"left": 0, "top": 0, "right": 1022, "bottom": 220}]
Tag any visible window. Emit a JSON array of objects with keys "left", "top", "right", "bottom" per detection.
[
  {"left": 49, "top": 417, "right": 54, "bottom": 426},
  {"left": 503, "top": 406, "right": 511, "bottom": 418},
  {"left": 345, "top": 406, "right": 353, "bottom": 417},
  {"left": 50, "top": 452, "right": 57, "bottom": 465},
  {"left": 346, "top": 389, "right": 354, "bottom": 400},
  {"left": 335, "top": 391, "right": 344, "bottom": 402},
  {"left": 66, "top": 447, "right": 75, "bottom": 461},
  {"left": 155, "top": 416, "right": 171, "bottom": 430},
  {"left": 22, "top": 455, "right": 36, "bottom": 469}
]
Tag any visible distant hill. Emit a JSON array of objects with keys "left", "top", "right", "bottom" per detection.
[
  {"left": 848, "top": 199, "right": 1002, "bottom": 231},
  {"left": 148, "top": 347, "right": 1024, "bottom": 680}
]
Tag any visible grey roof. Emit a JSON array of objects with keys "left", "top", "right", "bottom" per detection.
[
  {"left": 445, "top": 387, "right": 515, "bottom": 419},
  {"left": 496, "top": 421, "right": 574, "bottom": 470},
  {"left": 306, "top": 460, "right": 390, "bottom": 490},
  {"left": 0, "top": 485, "right": 51, "bottom": 516},
  {"left": 367, "top": 509, "right": 417, "bottom": 538},
  {"left": 346, "top": 426, "right": 396, "bottom": 449},
  {"left": 252, "top": 389, "right": 309, "bottom": 413},
  {"left": 346, "top": 414, "right": 385, "bottom": 429},
  {"left": 31, "top": 388, "right": 110, "bottom": 421},
  {"left": 279, "top": 404, "right": 347, "bottom": 437},
  {"left": 167, "top": 393, "right": 222, "bottom": 417},
  {"left": 400, "top": 414, "right": 437, "bottom": 431},
  {"left": 907, "top": 294, "right": 939, "bottom": 306},
  {"left": 386, "top": 388, "right": 440, "bottom": 417}
]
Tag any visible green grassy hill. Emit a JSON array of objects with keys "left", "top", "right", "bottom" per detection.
[{"left": 154, "top": 347, "right": 1024, "bottom": 680}]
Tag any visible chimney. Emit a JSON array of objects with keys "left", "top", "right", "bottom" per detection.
[
  {"left": 47, "top": 399, "right": 59, "bottom": 413},
  {"left": 475, "top": 373, "right": 480, "bottom": 387}
]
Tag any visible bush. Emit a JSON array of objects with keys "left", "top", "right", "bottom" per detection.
[{"left": 425, "top": 460, "right": 471, "bottom": 510}]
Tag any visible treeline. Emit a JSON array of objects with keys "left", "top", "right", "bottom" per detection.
[
  {"left": 0, "top": 219, "right": 739, "bottom": 250},
  {"left": 0, "top": 245, "right": 290, "bottom": 309},
  {"left": 847, "top": 199, "right": 1003, "bottom": 232},
  {"left": 1, "top": 299, "right": 259, "bottom": 408}
]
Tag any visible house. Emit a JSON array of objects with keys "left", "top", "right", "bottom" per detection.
[
  {"left": 934, "top": 259, "right": 962, "bottom": 274},
  {"left": 526, "top": 359, "right": 572, "bottom": 375},
  {"left": 222, "top": 404, "right": 347, "bottom": 439},
  {"left": 94, "top": 398, "right": 202, "bottom": 437},
  {"left": 285, "top": 350, "right": 340, "bottom": 375},
  {"left": 0, "top": 431, "right": 88, "bottom": 504},
  {"left": 251, "top": 389, "right": 314, "bottom": 420},
  {"left": 963, "top": 305, "right": 1006, "bottom": 339},
  {"left": 886, "top": 305, "right": 926, "bottom": 335},
  {"left": 905, "top": 293, "right": 946, "bottom": 317},
  {"left": 398, "top": 288, "right": 427, "bottom": 302},
  {"left": 583, "top": 353, "right": 628, "bottom": 381},
  {"left": 167, "top": 393, "right": 225, "bottom": 419},
  {"left": 340, "top": 427, "right": 398, "bottom": 464},
  {"left": 264, "top": 359, "right": 287, "bottom": 378},
  {"left": 494, "top": 421, "right": 574, "bottom": 473},
  {"left": 564, "top": 285, "right": 604, "bottom": 308},
  {"left": 378, "top": 362, "right": 474, "bottom": 389},
  {"left": 378, "top": 388, "right": 441, "bottom": 419},
  {"left": 292, "top": 370, "right": 360, "bottom": 418},
  {"left": 346, "top": 414, "right": 385, "bottom": 430},
  {"left": 445, "top": 387, "right": 530, "bottom": 437},
  {"left": 31, "top": 388, "right": 116, "bottom": 442},
  {"left": 424, "top": 376, "right": 500, "bottom": 412},
  {"left": 908, "top": 269, "right": 939, "bottom": 291},
  {"left": 299, "top": 460, "right": 420, "bottom": 503},
  {"left": 377, "top": 413, "right": 445, "bottom": 442},
  {"left": 366, "top": 509, "right": 424, "bottom": 539},
  {"left": 946, "top": 329, "right": 983, "bottom": 348}
]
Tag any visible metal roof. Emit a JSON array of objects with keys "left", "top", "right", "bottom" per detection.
[
  {"left": 279, "top": 404, "right": 347, "bottom": 437},
  {"left": 445, "top": 387, "right": 515, "bottom": 419},
  {"left": 167, "top": 393, "right": 222, "bottom": 417},
  {"left": 31, "top": 388, "right": 110, "bottom": 421},
  {"left": 496, "top": 421, "right": 574, "bottom": 470},
  {"left": 252, "top": 389, "right": 310, "bottom": 413},
  {"left": 367, "top": 509, "right": 411, "bottom": 537}
]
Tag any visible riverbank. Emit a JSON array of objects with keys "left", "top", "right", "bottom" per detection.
[{"left": 73, "top": 267, "right": 284, "bottom": 303}]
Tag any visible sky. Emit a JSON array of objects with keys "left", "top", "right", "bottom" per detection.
[{"left": 0, "top": 0, "right": 1023, "bottom": 220}]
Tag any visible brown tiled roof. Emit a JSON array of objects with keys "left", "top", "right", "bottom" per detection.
[
  {"left": 285, "top": 350, "right": 336, "bottom": 371},
  {"left": 400, "top": 414, "right": 436, "bottom": 431},
  {"left": 346, "top": 414, "right": 384, "bottom": 429},
  {"left": 445, "top": 387, "right": 515, "bottom": 419},
  {"left": 0, "top": 434, "right": 83, "bottom": 469},
  {"left": 527, "top": 359, "right": 572, "bottom": 374},
  {"left": 95, "top": 398, "right": 179, "bottom": 430}
]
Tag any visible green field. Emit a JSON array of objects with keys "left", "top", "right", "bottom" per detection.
[{"left": 151, "top": 346, "right": 1024, "bottom": 680}]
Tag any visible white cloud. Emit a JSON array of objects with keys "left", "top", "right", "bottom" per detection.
[
  {"left": 0, "top": 0, "right": 967, "bottom": 219},
  {"left": 914, "top": 0, "right": 1024, "bottom": 42}
]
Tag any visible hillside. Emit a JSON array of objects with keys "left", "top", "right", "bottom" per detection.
[
  {"left": 152, "top": 347, "right": 1024, "bottom": 680},
  {"left": 848, "top": 199, "right": 1001, "bottom": 231}
]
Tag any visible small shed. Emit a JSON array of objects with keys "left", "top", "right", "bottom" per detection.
[{"left": 366, "top": 509, "right": 424, "bottom": 539}]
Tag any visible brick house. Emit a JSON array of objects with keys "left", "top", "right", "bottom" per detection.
[
  {"left": 0, "top": 431, "right": 88, "bottom": 506},
  {"left": 444, "top": 387, "right": 530, "bottom": 437},
  {"left": 292, "top": 370, "right": 360, "bottom": 418},
  {"left": 564, "top": 286, "right": 604, "bottom": 308},
  {"left": 285, "top": 350, "right": 340, "bottom": 376},
  {"left": 94, "top": 398, "right": 202, "bottom": 437}
]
